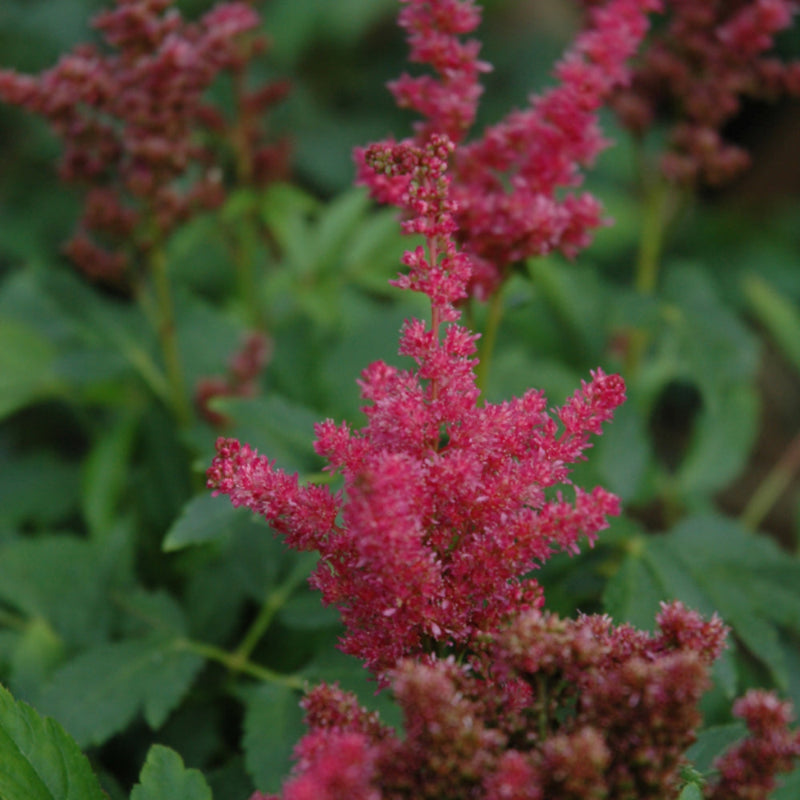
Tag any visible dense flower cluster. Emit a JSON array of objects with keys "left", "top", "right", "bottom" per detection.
[
  {"left": 195, "top": 331, "right": 271, "bottom": 427},
  {"left": 706, "top": 690, "right": 800, "bottom": 800},
  {"left": 0, "top": 0, "right": 289, "bottom": 284},
  {"left": 584, "top": 0, "right": 800, "bottom": 186},
  {"left": 208, "top": 135, "right": 625, "bottom": 677},
  {"left": 357, "top": 0, "right": 661, "bottom": 297},
  {"left": 257, "top": 602, "right": 733, "bottom": 800}
]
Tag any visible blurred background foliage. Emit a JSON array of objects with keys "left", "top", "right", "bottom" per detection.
[{"left": 0, "top": 0, "right": 800, "bottom": 798}]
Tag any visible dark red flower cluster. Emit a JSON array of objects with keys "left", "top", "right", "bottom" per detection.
[
  {"left": 195, "top": 331, "right": 272, "bottom": 427},
  {"left": 257, "top": 602, "right": 732, "bottom": 800},
  {"left": 585, "top": 0, "right": 800, "bottom": 186},
  {"left": 208, "top": 135, "right": 625, "bottom": 678},
  {"left": 0, "top": 0, "right": 289, "bottom": 284},
  {"left": 706, "top": 690, "right": 800, "bottom": 800},
  {"left": 357, "top": 0, "right": 661, "bottom": 298}
]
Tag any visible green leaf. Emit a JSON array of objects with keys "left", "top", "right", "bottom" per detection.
[
  {"left": 773, "top": 765, "right": 800, "bottom": 800},
  {"left": 278, "top": 590, "right": 340, "bottom": 630},
  {"left": 621, "top": 514, "right": 800, "bottom": 692},
  {"left": 675, "top": 383, "right": 759, "bottom": 497},
  {"left": 742, "top": 273, "right": 800, "bottom": 373},
  {"left": 676, "top": 784, "right": 703, "bottom": 800},
  {"left": 311, "top": 188, "right": 371, "bottom": 276},
  {"left": 130, "top": 745, "right": 212, "bottom": 800},
  {"left": 0, "top": 683, "right": 106, "bottom": 800},
  {"left": 0, "top": 536, "right": 111, "bottom": 648},
  {"left": 0, "top": 315, "right": 59, "bottom": 419},
  {"left": 595, "top": 400, "right": 653, "bottom": 502},
  {"left": 212, "top": 394, "right": 320, "bottom": 473},
  {"left": 602, "top": 543, "right": 666, "bottom": 631},
  {"left": 163, "top": 494, "right": 253, "bottom": 552},
  {"left": 8, "top": 617, "right": 64, "bottom": 700},
  {"left": 685, "top": 722, "right": 746, "bottom": 775},
  {"left": 242, "top": 683, "right": 305, "bottom": 793},
  {"left": 0, "top": 451, "right": 80, "bottom": 528},
  {"left": 81, "top": 411, "right": 138, "bottom": 539},
  {"left": 37, "top": 637, "right": 204, "bottom": 747}
]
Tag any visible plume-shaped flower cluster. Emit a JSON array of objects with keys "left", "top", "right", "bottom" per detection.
[
  {"left": 589, "top": 0, "right": 800, "bottom": 186},
  {"left": 0, "top": 0, "right": 289, "bottom": 283},
  {"left": 357, "top": 0, "right": 661, "bottom": 297},
  {"left": 208, "top": 135, "right": 625, "bottom": 677},
  {"left": 259, "top": 602, "right": 734, "bottom": 800}
]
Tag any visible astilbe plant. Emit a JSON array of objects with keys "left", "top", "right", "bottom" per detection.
[
  {"left": 259, "top": 601, "right": 729, "bottom": 800},
  {"left": 209, "top": 133, "right": 800, "bottom": 798},
  {"left": 208, "top": 134, "right": 626, "bottom": 679},
  {"left": 584, "top": 0, "right": 800, "bottom": 187},
  {"left": 0, "top": 0, "right": 288, "bottom": 285},
  {"left": 356, "top": 0, "right": 662, "bottom": 298}
]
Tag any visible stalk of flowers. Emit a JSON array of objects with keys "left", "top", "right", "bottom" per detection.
[
  {"left": 0, "top": 0, "right": 289, "bottom": 286},
  {"left": 0, "top": 0, "right": 289, "bottom": 425},
  {"left": 256, "top": 601, "right": 798, "bottom": 800},
  {"left": 582, "top": 0, "right": 800, "bottom": 187},
  {"left": 356, "top": 0, "right": 662, "bottom": 299},
  {"left": 195, "top": 330, "right": 272, "bottom": 427},
  {"left": 208, "top": 134, "right": 626, "bottom": 679}
]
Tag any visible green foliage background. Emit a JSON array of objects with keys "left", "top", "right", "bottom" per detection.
[{"left": 0, "top": 1, "right": 799, "bottom": 798}]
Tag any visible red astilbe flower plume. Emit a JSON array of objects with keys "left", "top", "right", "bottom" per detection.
[
  {"left": 208, "top": 135, "right": 626, "bottom": 678},
  {"left": 356, "top": 0, "right": 661, "bottom": 297},
  {"left": 0, "top": 0, "right": 289, "bottom": 285},
  {"left": 258, "top": 602, "right": 765, "bottom": 800},
  {"left": 583, "top": 0, "right": 800, "bottom": 187},
  {"left": 705, "top": 690, "right": 800, "bottom": 800}
]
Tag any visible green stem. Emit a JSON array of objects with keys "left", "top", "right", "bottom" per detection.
[
  {"left": 474, "top": 286, "right": 505, "bottom": 396},
  {"left": 740, "top": 429, "right": 800, "bottom": 536},
  {"left": 626, "top": 160, "right": 683, "bottom": 376},
  {"left": 635, "top": 177, "right": 673, "bottom": 296},
  {"left": 147, "top": 242, "right": 192, "bottom": 428},
  {"left": 233, "top": 556, "right": 315, "bottom": 664},
  {"left": 179, "top": 638, "right": 304, "bottom": 689}
]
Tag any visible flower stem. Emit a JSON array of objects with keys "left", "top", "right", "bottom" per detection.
[
  {"left": 740, "top": 429, "right": 800, "bottom": 538},
  {"left": 147, "top": 241, "right": 192, "bottom": 428},
  {"left": 179, "top": 638, "right": 305, "bottom": 689},
  {"left": 474, "top": 285, "right": 505, "bottom": 395},
  {"left": 233, "top": 555, "right": 316, "bottom": 665}
]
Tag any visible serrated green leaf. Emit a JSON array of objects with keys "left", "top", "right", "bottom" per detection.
[
  {"left": 0, "top": 315, "right": 59, "bottom": 419},
  {"left": 596, "top": 400, "right": 652, "bottom": 502},
  {"left": 602, "top": 545, "right": 666, "bottom": 630},
  {"left": 662, "top": 262, "right": 759, "bottom": 386},
  {"left": 164, "top": 494, "right": 253, "bottom": 552},
  {"left": 243, "top": 683, "right": 305, "bottom": 793},
  {"left": 651, "top": 514, "right": 800, "bottom": 690},
  {"left": 130, "top": 745, "right": 212, "bottom": 800},
  {"left": 37, "top": 637, "right": 204, "bottom": 747},
  {"left": 0, "top": 683, "right": 106, "bottom": 800}
]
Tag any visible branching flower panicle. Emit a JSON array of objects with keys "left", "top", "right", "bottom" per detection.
[
  {"left": 587, "top": 0, "right": 800, "bottom": 186},
  {"left": 357, "top": 0, "right": 661, "bottom": 297},
  {"left": 0, "top": 0, "right": 288, "bottom": 284},
  {"left": 261, "top": 602, "right": 747, "bottom": 800},
  {"left": 209, "top": 135, "right": 625, "bottom": 678}
]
